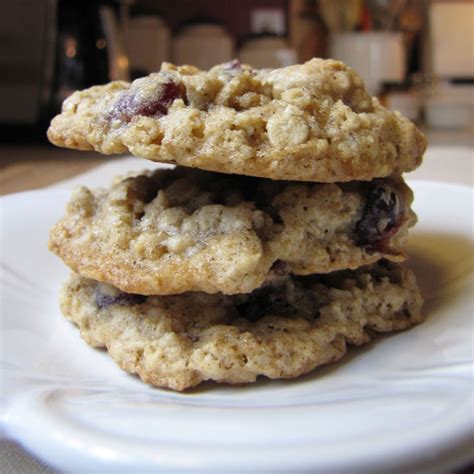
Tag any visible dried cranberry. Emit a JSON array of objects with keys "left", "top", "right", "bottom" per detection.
[
  {"left": 236, "top": 285, "right": 296, "bottom": 321},
  {"left": 112, "top": 81, "right": 184, "bottom": 122},
  {"left": 95, "top": 288, "right": 146, "bottom": 309},
  {"left": 356, "top": 180, "right": 402, "bottom": 245}
]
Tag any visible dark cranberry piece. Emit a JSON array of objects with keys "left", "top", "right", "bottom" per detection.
[
  {"left": 356, "top": 180, "right": 402, "bottom": 245},
  {"left": 95, "top": 288, "right": 146, "bottom": 309},
  {"left": 237, "top": 285, "right": 296, "bottom": 321},
  {"left": 113, "top": 82, "right": 184, "bottom": 122}
]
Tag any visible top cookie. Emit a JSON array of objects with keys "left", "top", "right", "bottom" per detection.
[{"left": 47, "top": 59, "right": 426, "bottom": 182}]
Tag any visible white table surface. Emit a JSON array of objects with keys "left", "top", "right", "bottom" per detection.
[{"left": 1, "top": 143, "right": 473, "bottom": 473}]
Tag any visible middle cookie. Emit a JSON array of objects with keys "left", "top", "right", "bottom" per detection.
[{"left": 49, "top": 167, "right": 416, "bottom": 295}]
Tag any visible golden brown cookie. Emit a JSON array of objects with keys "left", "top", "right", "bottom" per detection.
[
  {"left": 47, "top": 59, "right": 426, "bottom": 182},
  {"left": 61, "top": 262, "right": 424, "bottom": 391},
  {"left": 49, "top": 167, "right": 416, "bottom": 295}
]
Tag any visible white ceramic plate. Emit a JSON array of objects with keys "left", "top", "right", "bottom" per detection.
[{"left": 1, "top": 181, "right": 473, "bottom": 473}]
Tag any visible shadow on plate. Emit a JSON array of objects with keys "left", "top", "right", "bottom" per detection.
[{"left": 406, "top": 231, "right": 474, "bottom": 315}]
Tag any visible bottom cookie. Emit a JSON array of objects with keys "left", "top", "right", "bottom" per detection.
[{"left": 61, "top": 262, "right": 423, "bottom": 391}]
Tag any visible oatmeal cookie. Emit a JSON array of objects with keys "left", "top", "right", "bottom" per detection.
[
  {"left": 49, "top": 167, "right": 416, "bottom": 295},
  {"left": 47, "top": 59, "right": 426, "bottom": 182},
  {"left": 61, "top": 262, "right": 423, "bottom": 391}
]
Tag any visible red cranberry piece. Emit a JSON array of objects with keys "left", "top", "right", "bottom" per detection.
[
  {"left": 113, "top": 81, "right": 185, "bottom": 122},
  {"left": 356, "top": 180, "right": 402, "bottom": 245}
]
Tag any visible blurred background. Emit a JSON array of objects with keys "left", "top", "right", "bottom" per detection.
[{"left": 0, "top": 0, "right": 472, "bottom": 192}]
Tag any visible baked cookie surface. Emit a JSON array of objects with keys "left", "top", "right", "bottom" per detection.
[
  {"left": 61, "top": 262, "right": 423, "bottom": 391},
  {"left": 47, "top": 59, "right": 426, "bottom": 182},
  {"left": 49, "top": 167, "right": 416, "bottom": 295}
]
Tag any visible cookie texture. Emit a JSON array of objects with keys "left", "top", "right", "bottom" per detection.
[
  {"left": 49, "top": 167, "right": 416, "bottom": 295},
  {"left": 47, "top": 59, "right": 426, "bottom": 182},
  {"left": 61, "top": 262, "right": 424, "bottom": 391}
]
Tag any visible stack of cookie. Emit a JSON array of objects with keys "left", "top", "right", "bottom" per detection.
[{"left": 48, "top": 59, "right": 426, "bottom": 391}]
